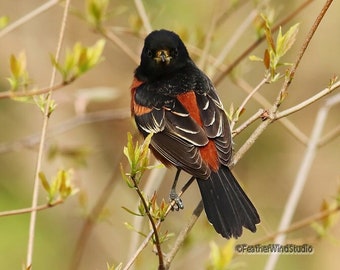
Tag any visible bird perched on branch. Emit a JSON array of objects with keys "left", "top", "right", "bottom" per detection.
[{"left": 130, "top": 29, "right": 260, "bottom": 238}]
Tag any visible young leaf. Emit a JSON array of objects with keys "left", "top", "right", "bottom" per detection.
[
  {"left": 7, "top": 52, "right": 30, "bottom": 91},
  {"left": 39, "top": 172, "right": 51, "bottom": 193},
  {"left": 85, "top": 0, "right": 109, "bottom": 28},
  {"left": 276, "top": 23, "right": 299, "bottom": 58},
  {"left": 206, "top": 239, "right": 236, "bottom": 270},
  {"left": 0, "top": 16, "right": 9, "bottom": 29}
]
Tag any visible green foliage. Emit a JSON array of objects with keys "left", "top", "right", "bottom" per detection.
[
  {"left": 85, "top": 0, "right": 109, "bottom": 29},
  {"left": 7, "top": 52, "right": 30, "bottom": 91},
  {"left": 311, "top": 194, "right": 340, "bottom": 238},
  {"left": 33, "top": 94, "right": 57, "bottom": 117},
  {"left": 121, "top": 133, "right": 168, "bottom": 220},
  {"left": 121, "top": 132, "right": 155, "bottom": 186},
  {"left": 250, "top": 15, "right": 299, "bottom": 82},
  {"left": 121, "top": 133, "right": 171, "bottom": 245},
  {"left": 206, "top": 240, "right": 238, "bottom": 270},
  {"left": 106, "top": 262, "right": 122, "bottom": 270},
  {"left": 39, "top": 169, "right": 78, "bottom": 204},
  {"left": 51, "top": 39, "right": 106, "bottom": 82},
  {"left": 0, "top": 15, "right": 9, "bottom": 29},
  {"left": 47, "top": 143, "right": 91, "bottom": 167}
]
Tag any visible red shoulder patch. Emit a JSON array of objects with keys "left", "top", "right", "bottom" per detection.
[
  {"left": 130, "top": 77, "right": 152, "bottom": 116},
  {"left": 177, "top": 91, "right": 219, "bottom": 171}
]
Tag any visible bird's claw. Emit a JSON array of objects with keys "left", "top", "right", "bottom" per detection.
[{"left": 170, "top": 191, "right": 184, "bottom": 211}]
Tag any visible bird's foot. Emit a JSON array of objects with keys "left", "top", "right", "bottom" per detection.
[{"left": 170, "top": 190, "right": 184, "bottom": 211}]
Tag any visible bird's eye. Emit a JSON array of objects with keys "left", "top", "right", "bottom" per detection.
[
  {"left": 146, "top": 49, "right": 153, "bottom": 57},
  {"left": 173, "top": 48, "right": 178, "bottom": 57}
]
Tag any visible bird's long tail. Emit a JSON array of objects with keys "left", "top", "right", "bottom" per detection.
[{"left": 197, "top": 165, "right": 260, "bottom": 238}]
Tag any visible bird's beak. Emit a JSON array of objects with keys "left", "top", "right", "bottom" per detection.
[{"left": 155, "top": 49, "right": 171, "bottom": 64}]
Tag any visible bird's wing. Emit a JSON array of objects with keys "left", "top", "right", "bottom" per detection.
[
  {"left": 134, "top": 93, "right": 210, "bottom": 179},
  {"left": 195, "top": 89, "right": 233, "bottom": 166},
  {"left": 133, "top": 88, "right": 232, "bottom": 178}
]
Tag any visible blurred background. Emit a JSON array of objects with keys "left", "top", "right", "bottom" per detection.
[{"left": 0, "top": 0, "right": 339, "bottom": 269}]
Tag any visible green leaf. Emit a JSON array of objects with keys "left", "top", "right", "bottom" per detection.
[
  {"left": 39, "top": 172, "right": 51, "bottom": 193},
  {"left": 7, "top": 52, "right": 30, "bottom": 91},
  {"left": 206, "top": 240, "right": 236, "bottom": 270},
  {"left": 276, "top": 23, "right": 299, "bottom": 58},
  {"left": 33, "top": 95, "right": 57, "bottom": 117},
  {"left": 106, "top": 262, "right": 122, "bottom": 270},
  {"left": 51, "top": 40, "right": 105, "bottom": 82},
  {"left": 86, "top": 0, "right": 109, "bottom": 28},
  {"left": 249, "top": 55, "right": 263, "bottom": 62},
  {"left": 121, "top": 206, "right": 144, "bottom": 217},
  {"left": 0, "top": 16, "right": 9, "bottom": 29}
]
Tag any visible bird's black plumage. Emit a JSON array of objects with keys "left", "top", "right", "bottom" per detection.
[{"left": 131, "top": 29, "right": 260, "bottom": 238}]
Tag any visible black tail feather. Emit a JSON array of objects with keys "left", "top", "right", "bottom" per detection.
[{"left": 197, "top": 166, "right": 260, "bottom": 239}]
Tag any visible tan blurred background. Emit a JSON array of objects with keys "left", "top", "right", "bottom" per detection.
[{"left": 0, "top": 0, "right": 339, "bottom": 269}]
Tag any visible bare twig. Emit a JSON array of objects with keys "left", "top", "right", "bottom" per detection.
[
  {"left": 208, "top": 9, "right": 258, "bottom": 77},
  {"left": 134, "top": 0, "right": 152, "bottom": 33},
  {"left": 70, "top": 161, "right": 122, "bottom": 270},
  {"left": 213, "top": 0, "right": 315, "bottom": 86},
  {"left": 127, "top": 165, "right": 167, "bottom": 270},
  {"left": 164, "top": 201, "right": 204, "bottom": 270},
  {"left": 276, "top": 80, "right": 340, "bottom": 119},
  {"left": 275, "top": 0, "right": 334, "bottom": 108},
  {"left": 318, "top": 125, "right": 340, "bottom": 147},
  {"left": 0, "top": 79, "right": 73, "bottom": 100},
  {"left": 265, "top": 91, "right": 339, "bottom": 270},
  {"left": 130, "top": 177, "right": 164, "bottom": 269},
  {"left": 232, "top": 109, "right": 264, "bottom": 137},
  {"left": 26, "top": 0, "right": 71, "bottom": 268},
  {"left": 123, "top": 176, "right": 196, "bottom": 270},
  {"left": 0, "top": 199, "right": 63, "bottom": 218},
  {"left": 253, "top": 205, "right": 340, "bottom": 245},
  {"left": 230, "top": 76, "right": 268, "bottom": 130},
  {"left": 0, "top": 108, "right": 130, "bottom": 154},
  {"left": 232, "top": 77, "right": 310, "bottom": 144},
  {"left": 99, "top": 28, "right": 139, "bottom": 64},
  {"left": 0, "top": 0, "right": 60, "bottom": 38}
]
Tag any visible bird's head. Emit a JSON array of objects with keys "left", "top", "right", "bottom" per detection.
[{"left": 138, "top": 29, "right": 190, "bottom": 80}]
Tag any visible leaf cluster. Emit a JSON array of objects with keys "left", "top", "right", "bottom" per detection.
[
  {"left": 51, "top": 39, "right": 106, "bottom": 82},
  {"left": 39, "top": 169, "right": 78, "bottom": 204}
]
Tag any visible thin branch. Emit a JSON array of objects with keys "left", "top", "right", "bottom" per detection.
[
  {"left": 230, "top": 76, "right": 268, "bottom": 130},
  {"left": 231, "top": 118, "right": 271, "bottom": 167},
  {"left": 0, "top": 79, "right": 73, "bottom": 100},
  {"left": 215, "top": 0, "right": 248, "bottom": 28},
  {"left": 134, "top": 0, "right": 152, "bottom": 33},
  {"left": 232, "top": 77, "right": 310, "bottom": 144},
  {"left": 274, "top": 0, "right": 334, "bottom": 108},
  {"left": 123, "top": 176, "right": 196, "bottom": 270},
  {"left": 208, "top": 9, "right": 258, "bottom": 77},
  {"left": 164, "top": 201, "right": 204, "bottom": 270},
  {"left": 70, "top": 160, "right": 122, "bottom": 270},
  {"left": 0, "top": 199, "right": 63, "bottom": 218},
  {"left": 26, "top": 0, "right": 71, "bottom": 268},
  {"left": 127, "top": 165, "right": 167, "bottom": 270},
  {"left": 232, "top": 109, "right": 264, "bottom": 137},
  {"left": 197, "top": 5, "right": 218, "bottom": 70},
  {"left": 213, "top": 0, "right": 315, "bottom": 86},
  {"left": 0, "top": 108, "right": 130, "bottom": 154},
  {"left": 276, "top": 80, "right": 340, "bottom": 120},
  {"left": 265, "top": 89, "right": 338, "bottom": 270},
  {"left": 253, "top": 205, "right": 340, "bottom": 245},
  {"left": 318, "top": 125, "right": 340, "bottom": 147},
  {"left": 132, "top": 176, "right": 164, "bottom": 269},
  {"left": 0, "top": 0, "right": 60, "bottom": 39},
  {"left": 99, "top": 28, "right": 139, "bottom": 64}
]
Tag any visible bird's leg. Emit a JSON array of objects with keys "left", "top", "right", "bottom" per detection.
[{"left": 170, "top": 169, "right": 184, "bottom": 211}]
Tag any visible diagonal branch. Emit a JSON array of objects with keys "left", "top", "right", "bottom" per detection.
[{"left": 25, "top": 0, "right": 71, "bottom": 268}]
